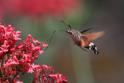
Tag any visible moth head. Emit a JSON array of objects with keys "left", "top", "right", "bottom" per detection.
[{"left": 66, "top": 29, "right": 73, "bottom": 35}]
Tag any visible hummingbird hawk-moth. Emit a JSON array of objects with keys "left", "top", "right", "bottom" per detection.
[{"left": 63, "top": 22, "right": 104, "bottom": 55}]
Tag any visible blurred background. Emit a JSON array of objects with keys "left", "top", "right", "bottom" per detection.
[{"left": 0, "top": 0, "right": 124, "bottom": 83}]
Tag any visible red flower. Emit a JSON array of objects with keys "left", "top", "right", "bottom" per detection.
[
  {"left": 0, "top": 24, "right": 68, "bottom": 83},
  {"left": 49, "top": 74, "right": 68, "bottom": 83},
  {"left": 1, "top": 0, "right": 79, "bottom": 18},
  {"left": 32, "top": 65, "right": 68, "bottom": 83},
  {"left": 0, "top": 24, "right": 47, "bottom": 82},
  {"left": 0, "top": 24, "right": 21, "bottom": 58}
]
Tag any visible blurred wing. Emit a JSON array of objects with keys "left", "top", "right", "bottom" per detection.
[
  {"left": 80, "top": 39, "right": 85, "bottom": 47},
  {"left": 82, "top": 31, "right": 104, "bottom": 41},
  {"left": 80, "top": 39, "right": 90, "bottom": 47}
]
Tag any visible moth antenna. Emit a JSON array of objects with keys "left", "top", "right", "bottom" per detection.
[
  {"left": 60, "top": 20, "right": 72, "bottom": 30},
  {"left": 80, "top": 28, "right": 92, "bottom": 33}
]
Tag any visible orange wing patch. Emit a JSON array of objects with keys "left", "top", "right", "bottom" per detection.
[
  {"left": 82, "top": 31, "right": 104, "bottom": 41},
  {"left": 80, "top": 39, "right": 90, "bottom": 47}
]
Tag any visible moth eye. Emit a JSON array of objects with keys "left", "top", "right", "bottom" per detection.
[{"left": 69, "top": 32, "right": 73, "bottom": 34}]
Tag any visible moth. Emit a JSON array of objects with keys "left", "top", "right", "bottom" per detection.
[{"left": 64, "top": 22, "right": 104, "bottom": 55}]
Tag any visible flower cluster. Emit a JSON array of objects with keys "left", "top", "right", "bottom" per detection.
[
  {"left": 0, "top": 24, "right": 67, "bottom": 83},
  {"left": 0, "top": 0, "right": 79, "bottom": 19},
  {"left": 32, "top": 65, "right": 67, "bottom": 83}
]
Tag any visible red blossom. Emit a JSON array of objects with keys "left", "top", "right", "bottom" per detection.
[
  {"left": 49, "top": 74, "right": 68, "bottom": 83},
  {"left": 14, "top": 80, "right": 24, "bottom": 83},
  {"left": 0, "top": 24, "right": 68, "bottom": 83},
  {"left": 0, "top": 24, "right": 46, "bottom": 82},
  {"left": 0, "top": 24, "right": 21, "bottom": 58},
  {"left": 0, "top": 0, "right": 79, "bottom": 18},
  {"left": 32, "top": 65, "right": 67, "bottom": 83},
  {"left": 32, "top": 65, "right": 54, "bottom": 83},
  {"left": 3, "top": 56, "right": 19, "bottom": 68}
]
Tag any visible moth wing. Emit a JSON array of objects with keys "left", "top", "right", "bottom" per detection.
[
  {"left": 80, "top": 39, "right": 90, "bottom": 47},
  {"left": 82, "top": 31, "right": 104, "bottom": 41}
]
